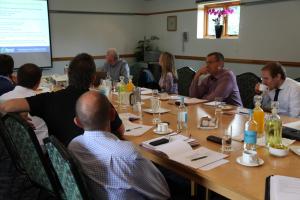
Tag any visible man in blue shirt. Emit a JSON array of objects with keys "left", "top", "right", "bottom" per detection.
[
  {"left": 0, "top": 54, "right": 15, "bottom": 96},
  {"left": 69, "top": 91, "right": 170, "bottom": 200},
  {"left": 100, "top": 48, "right": 130, "bottom": 83}
]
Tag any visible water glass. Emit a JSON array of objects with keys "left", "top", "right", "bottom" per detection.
[
  {"left": 222, "top": 126, "right": 233, "bottom": 153},
  {"left": 151, "top": 90, "right": 161, "bottom": 124}
]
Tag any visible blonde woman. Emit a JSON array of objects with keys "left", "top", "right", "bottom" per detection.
[{"left": 158, "top": 52, "right": 178, "bottom": 94}]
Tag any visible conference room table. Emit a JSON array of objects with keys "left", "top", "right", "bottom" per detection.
[{"left": 114, "top": 95, "right": 300, "bottom": 200}]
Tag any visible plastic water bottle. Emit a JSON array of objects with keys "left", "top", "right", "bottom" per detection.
[
  {"left": 244, "top": 110, "right": 258, "bottom": 151},
  {"left": 177, "top": 97, "right": 188, "bottom": 136}
]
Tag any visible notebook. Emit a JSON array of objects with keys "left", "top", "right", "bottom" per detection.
[
  {"left": 142, "top": 135, "right": 228, "bottom": 169},
  {"left": 282, "top": 121, "right": 300, "bottom": 141},
  {"left": 265, "top": 175, "right": 300, "bottom": 200}
]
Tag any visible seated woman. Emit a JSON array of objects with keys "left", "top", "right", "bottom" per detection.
[{"left": 158, "top": 52, "right": 178, "bottom": 94}]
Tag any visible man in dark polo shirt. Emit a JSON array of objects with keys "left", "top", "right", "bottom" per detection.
[{"left": 0, "top": 53, "right": 124, "bottom": 146}]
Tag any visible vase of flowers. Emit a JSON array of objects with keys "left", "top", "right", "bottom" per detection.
[{"left": 208, "top": 8, "right": 234, "bottom": 38}]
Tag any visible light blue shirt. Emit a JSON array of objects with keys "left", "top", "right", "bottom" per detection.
[
  {"left": 101, "top": 59, "right": 130, "bottom": 83},
  {"left": 68, "top": 130, "right": 170, "bottom": 200}
]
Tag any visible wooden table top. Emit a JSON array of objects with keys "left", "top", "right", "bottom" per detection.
[{"left": 117, "top": 97, "right": 300, "bottom": 200}]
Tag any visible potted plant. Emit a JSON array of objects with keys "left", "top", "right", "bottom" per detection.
[
  {"left": 208, "top": 8, "right": 234, "bottom": 38},
  {"left": 135, "top": 36, "right": 160, "bottom": 62}
]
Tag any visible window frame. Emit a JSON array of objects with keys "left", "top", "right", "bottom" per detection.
[{"left": 203, "top": 1, "right": 240, "bottom": 38}]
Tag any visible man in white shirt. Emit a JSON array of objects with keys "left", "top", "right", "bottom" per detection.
[
  {"left": 255, "top": 62, "right": 300, "bottom": 118},
  {"left": 0, "top": 63, "right": 48, "bottom": 144},
  {"left": 69, "top": 91, "right": 170, "bottom": 200}
]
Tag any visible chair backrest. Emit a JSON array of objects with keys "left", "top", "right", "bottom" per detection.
[
  {"left": 138, "top": 69, "right": 160, "bottom": 90},
  {"left": 2, "top": 113, "right": 60, "bottom": 197},
  {"left": 177, "top": 67, "right": 196, "bottom": 96},
  {"left": 130, "top": 62, "right": 148, "bottom": 85},
  {"left": 148, "top": 63, "right": 162, "bottom": 83},
  {"left": 236, "top": 72, "right": 261, "bottom": 109},
  {"left": 44, "top": 136, "right": 91, "bottom": 200},
  {"left": 0, "top": 114, "right": 25, "bottom": 173}
]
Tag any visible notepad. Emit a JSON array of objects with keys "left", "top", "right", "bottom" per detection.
[
  {"left": 269, "top": 175, "right": 300, "bottom": 200},
  {"left": 142, "top": 136, "right": 228, "bottom": 169}
]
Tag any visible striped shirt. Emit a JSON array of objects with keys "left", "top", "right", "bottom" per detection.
[{"left": 68, "top": 130, "right": 170, "bottom": 200}]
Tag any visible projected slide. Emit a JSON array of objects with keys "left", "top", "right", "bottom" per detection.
[{"left": 0, "top": 0, "right": 51, "bottom": 68}]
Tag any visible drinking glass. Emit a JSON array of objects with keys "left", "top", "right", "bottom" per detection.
[
  {"left": 151, "top": 89, "right": 161, "bottom": 124},
  {"left": 222, "top": 126, "right": 233, "bottom": 153}
]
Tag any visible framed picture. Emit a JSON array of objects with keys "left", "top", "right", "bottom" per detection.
[{"left": 167, "top": 16, "right": 177, "bottom": 31}]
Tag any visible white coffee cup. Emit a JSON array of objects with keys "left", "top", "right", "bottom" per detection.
[
  {"left": 157, "top": 123, "right": 168, "bottom": 132},
  {"left": 259, "top": 84, "right": 268, "bottom": 92},
  {"left": 242, "top": 150, "right": 258, "bottom": 164}
]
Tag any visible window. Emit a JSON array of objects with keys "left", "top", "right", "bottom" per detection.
[{"left": 197, "top": 1, "right": 240, "bottom": 39}]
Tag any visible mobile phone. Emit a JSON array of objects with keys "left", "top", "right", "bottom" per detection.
[{"left": 149, "top": 138, "right": 169, "bottom": 146}]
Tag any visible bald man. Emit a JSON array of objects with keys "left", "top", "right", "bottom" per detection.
[
  {"left": 69, "top": 91, "right": 170, "bottom": 200},
  {"left": 100, "top": 48, "right": 130, "bottom": 83}
]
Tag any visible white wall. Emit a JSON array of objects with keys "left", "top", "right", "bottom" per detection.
[
  {"left": 46, "top": 0, "right": 300, "bottom": 78},
  {"left": 143, "top": 0, "right": 300, "bottom": 78},
  {"left": 45, "top": 0, "right": 145, "bottom": 74}
]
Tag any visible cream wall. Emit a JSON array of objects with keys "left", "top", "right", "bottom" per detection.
[
  {"left": 46, "top": 0, "right": 300, "bottom": 78},
  {"left": 143, "top": 0, "right": 300, "bottom": 78},
  {"left": 45, "top": 0, "right": 145, "bottom": 74}
]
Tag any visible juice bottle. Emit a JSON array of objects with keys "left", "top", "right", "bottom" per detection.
[
  {"left": 253, "top": 95, "right": 265, "bottom": 138},
  {"left": 126, "top": 75, "right": 135, "bottom": 92}
]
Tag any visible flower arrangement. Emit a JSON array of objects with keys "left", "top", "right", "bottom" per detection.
[{"left": 208, "top": 8, "right": 234, "bottom": 26}]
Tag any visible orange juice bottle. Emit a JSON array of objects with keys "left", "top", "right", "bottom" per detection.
[
  {"left": 253, "top": 95, "right": 265, "bottom": 138},
  {"left": 126, "top": 75, "right": 135, "bottom": 92}
]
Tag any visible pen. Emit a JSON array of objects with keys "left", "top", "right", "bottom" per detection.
[
  {"left": 126, "top": 127, "right": 142, "bottom": 132},
  {"left": 191, "top": 156, "right": 207, "bottom": 161}
]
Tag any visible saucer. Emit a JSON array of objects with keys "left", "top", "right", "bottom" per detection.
[
  {"left": 236, "top": 156, "right": 264, "bottom": 167},
  {"left": 143, "top": 108, "right": 170, "bottom": 114},
  {"left": 153, "top": 128, "right": 173, "bottom": 135}
]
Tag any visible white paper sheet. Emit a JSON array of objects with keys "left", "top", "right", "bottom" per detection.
[
  {"left": 257, "top": 136, "right": 295, "bottom": 147},
  {"left": 204, "top": 101, "right": 219, "bottom": 106},
  {"left": 200, "top": 159, "right": 229, "bottom": 171},
  {"left": 141, "top": 95, "right": 152, "bottom": 100},
  {"left": 270, "top": 175, "right": 300, "bottom": 200},
  {"left": 170, "top": 147, "right": 228, "bottom": 169},
  {"left": 142, "top": 134, "right": 194, "bottom": 151},
  {"left": 284, "top": 121, "right": 300, "bottom": 130},
  {"left": 141, "top": 88, "right": 153, "bottom": 95},
  {"left": 123, "top": 120, "right": 153, "bottom": 136},
  {"left": 156, "top": 140, "right": 193, "bottom": 158}
]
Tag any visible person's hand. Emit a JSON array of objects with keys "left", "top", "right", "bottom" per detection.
[
  {"left": 255, "top": 83, "right": 261, "bottom": 94},
  {"left": 195, "top": 65, "right": 208, "bottom": 79},
  {"left": 19, "top": 112, "right": 36, "bottom": 130}
]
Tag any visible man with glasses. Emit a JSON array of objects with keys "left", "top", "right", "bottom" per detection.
[{"left": 189, "top": 52, "right": 242, "bottom": 106}]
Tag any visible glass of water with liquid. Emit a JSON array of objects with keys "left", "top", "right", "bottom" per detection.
[
  {"left": 222, "top": 126, "right": 233, "bottom": 153},
  {"left": 151, "top": 89, "right": 161, "bottom": 124}
]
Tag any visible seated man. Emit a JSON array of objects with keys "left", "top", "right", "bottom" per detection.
[
  {"left": 0, "top": 53, "right": 124, "bottom": 146},
  {"left": 0, "top": 54, "right": 15, "bottom": 96},
  {"left": 100, "top": 48, "right": 130, "bottom": 83},
  {"left": 255, "top": 62, "right": 300, "bottom": 117},
  {"left": 0, "top": 63, "right": 48, "bottom": 145},
  {"left": 69, "top": 91, "right": 170, "bottom": 200},
  {"left": 189, "top": 52, "right": 242, "bottom": 106}
]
